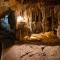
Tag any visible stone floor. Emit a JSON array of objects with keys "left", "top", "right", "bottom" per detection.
[{"left": 1, "top": 44, "right": 60, "bottom": 60}]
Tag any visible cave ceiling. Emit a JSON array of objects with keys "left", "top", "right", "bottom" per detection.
[
  {"left": 17, "top": 0, "right": 60, "bottom": 5},
  {"left": 0, "top": 0, "right": 60, "bottom": 17}
]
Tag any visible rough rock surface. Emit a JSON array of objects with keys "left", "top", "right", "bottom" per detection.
[{"left": 1, "top": 44, "right": 60, "bottom": 60}]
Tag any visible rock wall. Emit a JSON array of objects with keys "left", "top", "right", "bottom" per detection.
[{"left": 0, "top": 0, "right": 60, "bottom": 34}]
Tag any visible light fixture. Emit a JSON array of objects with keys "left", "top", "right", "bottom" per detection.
[{"left": 17, "top": 16, "right": 24, "bottom": 23}]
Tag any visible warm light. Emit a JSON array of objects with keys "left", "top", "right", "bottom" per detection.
[{"left": 17, "top": 16, "right": 24, "bottom": 23}]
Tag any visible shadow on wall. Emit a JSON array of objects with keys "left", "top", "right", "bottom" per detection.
[{"left": 0, "top": 8, "right": 16, "bottom": 58}]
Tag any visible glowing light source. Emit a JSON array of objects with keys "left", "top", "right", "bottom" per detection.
[{"left": 17, "top": 16, "right": 24, "bottom": 23}]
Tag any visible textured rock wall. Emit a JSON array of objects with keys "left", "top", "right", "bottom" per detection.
[{"left": 0, "top": 0, "right": 60, "bottom": 33}]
